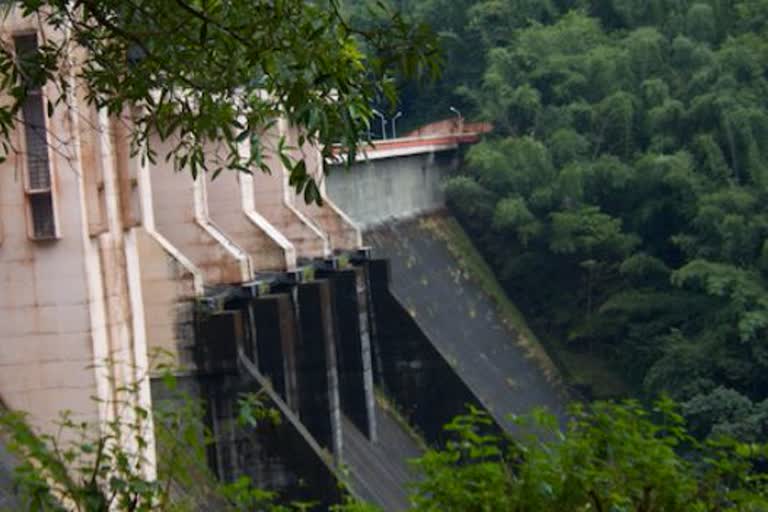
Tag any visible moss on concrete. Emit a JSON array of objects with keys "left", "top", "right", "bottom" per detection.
[
  {"left": 418, "top": 214, "right": 564, "bottom": 390},
  {"left": 420, "top": 213, "right": 633, "bottom": 400},
  {"left": 374, "top": 389, "right": 428, "bottom": 451}
]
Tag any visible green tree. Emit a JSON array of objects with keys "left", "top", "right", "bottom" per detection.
[
  {"left": 682, "top": 387, "right": 768, "bottom": 441},
  {"left": 411, "top": 401, "right": 768, "bottom": 511},
  {"left": 0, "top": 367, "right": 278, "bottom": 511},
  {"left": 436, "top": 0, "right": 768, "bottom": 426},
  {"left": 0, "top": 361, "right": 367, "bottom": 511},
  {"left": 1, "top": 0, "right": 439, "bottom": 202}
]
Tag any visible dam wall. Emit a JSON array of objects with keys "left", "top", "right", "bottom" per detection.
[
  {"left": 365, "top": 215, "right": 568, "bottom": 432},
  {"left": 326, "top": 149, "right": 455, "bottom": 228},
  {"left": 186, "top": 258, "right": 424, "bottom": 511},
  {"left": 0, "top": 32, "right": 556, "bottom": 511}
]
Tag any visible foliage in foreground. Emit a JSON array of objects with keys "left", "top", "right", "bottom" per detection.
[
  {"left": 411, "top": 401, "right": 768, "bottom": 512},
  {"left": 3, "top": 384, "right": 767, "bottom": 511},
  {"left": 0, "top": 0, "right": 439, "bottom": 203},
  {"left": 0, "top": 367, "right": 346, "bottom": 512}
]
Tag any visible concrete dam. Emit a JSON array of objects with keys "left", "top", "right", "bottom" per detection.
[
  {"left": 176, "top": 129, "right": 569, "bottom": 509},
  {"left": 0, "top": 48, "right": 566, "bottom": 510}
]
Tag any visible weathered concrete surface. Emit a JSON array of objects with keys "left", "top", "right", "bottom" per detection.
[
  {"left": 190, "top": 310, "right": 347, "bottom": 509},
  {"left": 206, "top": 167, "right": 293, "bottom": 272},
  {"left": 296, "top": 281, "right": 343, "bottom": 457},
  {"left": 250, "top": 125, "right": 329, "bottom": 260},
  {"left": 136, "top": 229, "right": 198, "bottom": 372},
  {"left": 148, "top": 134, "right": 250, "bottom": 284},
  {"left": 287, "top": 131, "right": 361, "bottom": 251},
  {"left": 341, "top": 402, "right": 422, "bottom": 512},
  {"left": 316, "top": 267, "right": 376, "bottom": 440},
  {"left": 250, "top": 162, "right": 329, "bottom": 260},
  {"left": 366, "top": 214, "right": 568, "bottom": 431},
  {"left": 366, "top": 257, "right": 493, "bottom": 444},
  {"left": 0, "top": 20, "right": 103, "bottom": 431},
  {"left": 327, "top": 150, "right": 455, "bottom": 229}
]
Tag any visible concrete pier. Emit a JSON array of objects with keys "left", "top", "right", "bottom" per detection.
[
  {"left": 251, "top": 294, "right": 300, "bottom": 411},
  {"left": 317, "top": 267, "right": 377, "bottom": 440},
  {"left": 295, "top": 280, "right": 343, "bottom": 456}
]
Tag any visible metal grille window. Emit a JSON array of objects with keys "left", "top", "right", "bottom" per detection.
[
  {"left": 29, "top": 193, "right": 55, "bottom": 238},
  {"left": 22, "top": 94, "right": 51, "bottom": 190},
  {"left": 14, "top": 33, "right": 57, "bottom": 240}
]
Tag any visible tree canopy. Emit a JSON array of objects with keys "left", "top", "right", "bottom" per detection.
[
  {"left": 410, "top": 401, "right": 768, "bottom": 512},
  {"left": 380, "top": 0, "right": 768, "bottom": 438},
  {"left": 6, "top": 387, "right": 766, "bottom": 511},
  {"left": 0, "top": 0, "right": 439, "bottom": 202}
]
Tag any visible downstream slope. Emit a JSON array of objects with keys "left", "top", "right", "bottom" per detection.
[
  {"left": 366, "top": 213, "right": 568, "bottom": 430},
  {"left": 342, "top": 401, "right": 423, "bottom": 512}
]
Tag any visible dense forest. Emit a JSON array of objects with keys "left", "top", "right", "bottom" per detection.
[
  {"left": 1, "top": 2, "right": 767, "bottom": 509},
  {"left": 350, "top": 0, "right": 768, "bottom": 442}
]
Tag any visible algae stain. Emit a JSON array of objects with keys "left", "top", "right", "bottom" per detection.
[{"left": 418, "top": 213, "right": 565, "bottom": 391}]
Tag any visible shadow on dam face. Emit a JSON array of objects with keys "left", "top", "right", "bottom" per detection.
[
  {"left": 367, "top": 258, "right": 493, "bottom": 445},
  {"left": 158, "top": 215, "right": 563, "bottom": 509},
  {"left": 365, "top": 213, "right": 569, "bottom": 432},
  {"left": 153, "top": 307, "right": 342, "bottom": 510},
  {"left": 169, "top": 260, "right": 429, "bottom": 510}
]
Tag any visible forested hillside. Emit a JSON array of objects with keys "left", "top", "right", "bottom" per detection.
[{"left": 356, "top": 0, "right": 768, "bottom": 440}]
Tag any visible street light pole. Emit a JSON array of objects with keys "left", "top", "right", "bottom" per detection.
[
  {"left": 391, "top": 111, "right": 403, "bottom": 138},
  {"left": 449, "top": 106, "right": 464, "bottom": 133},
  {"left": 372, "top": 109, "right": 387, "bottom": 139}
]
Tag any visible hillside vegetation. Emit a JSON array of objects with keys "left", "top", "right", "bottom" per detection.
[{"left": 360, "top": 0, "right": 768, "bottom": 440}]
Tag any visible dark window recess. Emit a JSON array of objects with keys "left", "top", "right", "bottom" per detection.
[
  {"left": 15, "top": 33, "right": 57, "bottom": 240},
  {"left": 22, "top": 94, "right": 51, "bottom": 190},
  {"left": 15, "top": 33, "right": 51, "bottom": 191},
  {"left": 29, "top": 193, "right": 55, "bottom": 239},
  {"left": 13, "top": 34, "right": 38, "bottom": 68}
]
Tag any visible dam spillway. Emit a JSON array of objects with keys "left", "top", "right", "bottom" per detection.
[{"left": 0, "top": 101, "right": 564, "bottom": 510}]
